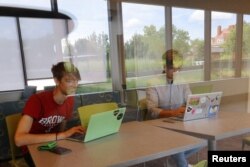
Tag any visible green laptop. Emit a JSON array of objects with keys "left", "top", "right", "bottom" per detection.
[{"left": 67, "top": 107, "right": 126, "bottom": 142}]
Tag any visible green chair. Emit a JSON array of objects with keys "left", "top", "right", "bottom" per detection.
[
  {"left": 125, "top": 89, "right": 148, "bottom": 121},
  {"left": 165, "top": 159, "right": 207, "bottom": 167},
  {"left": 78, "top": 102, "right": 118, "bottom": 127},
  {"left": 242, "top": 136, "right": 250, "bottom": 150},
  {"left": 136, "top": 89, "right": 148, "bottom": 121},
  {"left": 6, "top": 113, "right": 28, "bottom": 167},
  {"left": 125, "top": 90, "right": 137, "bottom": 107},
  {"left": 193, "top": 160, "right": 208, "bottom": 167}
]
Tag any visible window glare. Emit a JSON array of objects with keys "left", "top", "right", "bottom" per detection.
[
  {"left": 0, "top": 17, "right": 24, "bottom": 91},
  {"left": 58, "top": 0, "right": 111, "bottom": 89},
  {"left": 23, "top": 0, "right": 112, "bottom": 93},
  {"left": 0, "top": 0, "right": 51, "bottom": 11},
  {"left": 20, "top": 18, "right": 66, "bottom": 80},
  {"left": 0, "top": 1, "right": 248, "bottom": 93},
  {"left": 28, "top": 79, "right": 55, "bottom": 91}
]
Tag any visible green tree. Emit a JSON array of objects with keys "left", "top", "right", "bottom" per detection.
[
  {"left": 190, "top": 39, "right": 204, "bottom": 61},
  {"left": 223, "top": 23, "right": 250, "bottom": 59},
  {"left": 222, "top": 27, "right": 236, "bottom": 59},
  {"left": 73, "top": 32, "right": 109, "bottom": 56},
  {"left": 172, "top": 25, "right": 190, "bottom": 56},
  {"left": 125, "top": 34, "right": 147, "bottom": 59},
  {"left": 143, "top": 25, "right": 165, "bottom": 59},
  {"left": 242, "top": 22, "right": 250, "bottom": 57}
]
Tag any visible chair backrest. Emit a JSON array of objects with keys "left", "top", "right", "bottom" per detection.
[
  {"left": 136, "top": 89, "right": 147, "bottom": 110},
  {"left": 5, "top": 113, "right": 22, "bottom": 161},
  {"left": 136, "top": 89, "right": 148, "bottom": 121},
  {"left": 191, "top": 84, "right": 213, "bottom": 94},
  {"left": 125, "top": 90, "right": 138, "bottom": 107},
  {"left": 78, "top": 102, "right": 118, "bottom": 127}
]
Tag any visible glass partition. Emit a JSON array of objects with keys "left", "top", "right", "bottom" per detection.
[
  {"left": 211, "top": 11, "right": 236, "bottom": 80},
  {"left": 122, "top": 2, "right": 165, "bottom": 88},
  {"left": 58, "top": 0, "right": 112, "bottom": 93},
  {"left": 172, "top": 8, "right": 204, "bottom": 83}
]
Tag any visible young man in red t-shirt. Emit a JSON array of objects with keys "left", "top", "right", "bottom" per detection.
[{"left": 15, "top": 62, "right": 85, "bottom": 166}]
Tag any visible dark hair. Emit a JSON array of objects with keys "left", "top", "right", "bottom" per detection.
[
  {"left": 162, "top": 49, "right": 183, "bottom": 72},
  {"left": 51, "top": 62, "right": 81, "bottom": 81}
]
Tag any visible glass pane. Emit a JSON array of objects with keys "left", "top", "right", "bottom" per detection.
[
  {"left": 20, "top": 18, "right": 67, "bottom": 80},
  {"left": 27, "top": 79, "right": 54, "bottom": 91},
  {"left": 58, "top": 0, "right": 112, "bottom": 93},
  {"left": 0, "top": 0, "right": 51, "bottom": 10},
  {"left": 211, "top": 11, "right": 236, "bottom": 80},
  {"left": 172, "top": 8, "right": 204, "bottom": 83},
  {"left": 0, "top": 17, "right": 24, "bottom": 91},
  {"left": 122, "top": 3, "right": 165, "bottom": 88},
  {"left": 242, "top": 15, "right": 250, "bottom": 77}
]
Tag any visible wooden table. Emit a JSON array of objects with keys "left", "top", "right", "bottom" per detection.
[
  {"left": 28, "top": 121, "right": 206, "bottom": 167},
  {"left": 145, "top": 111, "right": 250, "bottom": 150}
]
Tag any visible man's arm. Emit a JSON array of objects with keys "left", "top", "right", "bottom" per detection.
[
  {"left": 159, "top": 106, "right": 186, "bottom": 118},
  {"left": 146, "top": 88, "right": 162, "bottom": 118},
  {"left": 15, "top": 115, "right": 85, "bottom": 147}
]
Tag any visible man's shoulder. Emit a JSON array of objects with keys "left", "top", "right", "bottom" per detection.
[
  {"left": 37, "top": 90, "right": 52, "bottom": 95},
  {"left": 31, "top": 90, "right": 53, "bottom": 100}
]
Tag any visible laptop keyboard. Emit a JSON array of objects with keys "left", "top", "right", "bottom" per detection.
[
  {"left": 176, "top": 115, "right": 184, "bottom": 118},
  {"left": 69, "top": 133, "right": 85, "bottom": 140}
]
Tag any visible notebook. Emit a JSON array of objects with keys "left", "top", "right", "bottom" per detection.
[
  {"left": 67, "top": 107, "right": 126, "bottom": 142},
  {"left": 170, "top": 91, "right": 223, "bottom": 121}
]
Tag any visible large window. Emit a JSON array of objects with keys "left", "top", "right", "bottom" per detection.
[
  {"left": 0, "top": 0, "right": 112, "bottom": 92},
  {"left": 0, "top": 17, "right": 24, "bottom": 91},
  {"left": 172, "top": 7, "right": 204, "bottom": 83},
  {"left": 28, "top": 0, "right": 112, "bottom": 92},
  {"left": 0, "top": 1, "right": 249, "bottom": 94},
  {"left": 242, "top": 15, "right": 250, "bottom": 77},
  {"left": 122, "top": 3, "right": 165, "bottom": 88},
  {"left": 211, "top": 11, "right": 236, "bottom": 80}
]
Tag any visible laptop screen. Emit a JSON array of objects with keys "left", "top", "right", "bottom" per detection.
[
  {"left": 185, "top": 91, "right": 223, "bottom": 120},
  {"left": 67, "top": 107, "right": 126, "bottom": 142}
]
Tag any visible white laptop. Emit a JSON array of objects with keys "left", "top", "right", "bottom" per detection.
[
  {"left": 67, "top": 107, "right": 126, "bottom": 142},
  {"left": 171, "top": 91, "right": 223, "bottom": 121}
]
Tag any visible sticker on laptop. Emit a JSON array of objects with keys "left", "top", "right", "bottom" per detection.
[
  {"left": 113, "top": 109, "right": 124, "bottom": 120},
  {"left": 208, "top": 105, "right": 219, "bottom": 115},
  {"left": 189, "top": 97, "right": 200, "bottom": 106},
  {"left": 200, "top": 97, "right": 207, "bottom": 103},
  {"left": 187, "top": 106, "right": 192, "bottom": 112}
]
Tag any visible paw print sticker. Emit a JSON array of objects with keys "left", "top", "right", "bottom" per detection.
[{"left": 113, "top": 109, "right": 124, "bottom": 120}]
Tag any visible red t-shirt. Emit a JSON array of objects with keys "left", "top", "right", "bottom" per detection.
[
  {"left": 22, "top": 90, "right": 74, "bottom": 154},
  {"left": 23, "top": 90, "right": 74, "bottom": 134}
]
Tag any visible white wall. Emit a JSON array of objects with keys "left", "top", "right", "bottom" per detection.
[{"left": 190, "top": 77, "right": 249, "bottom": 112}]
